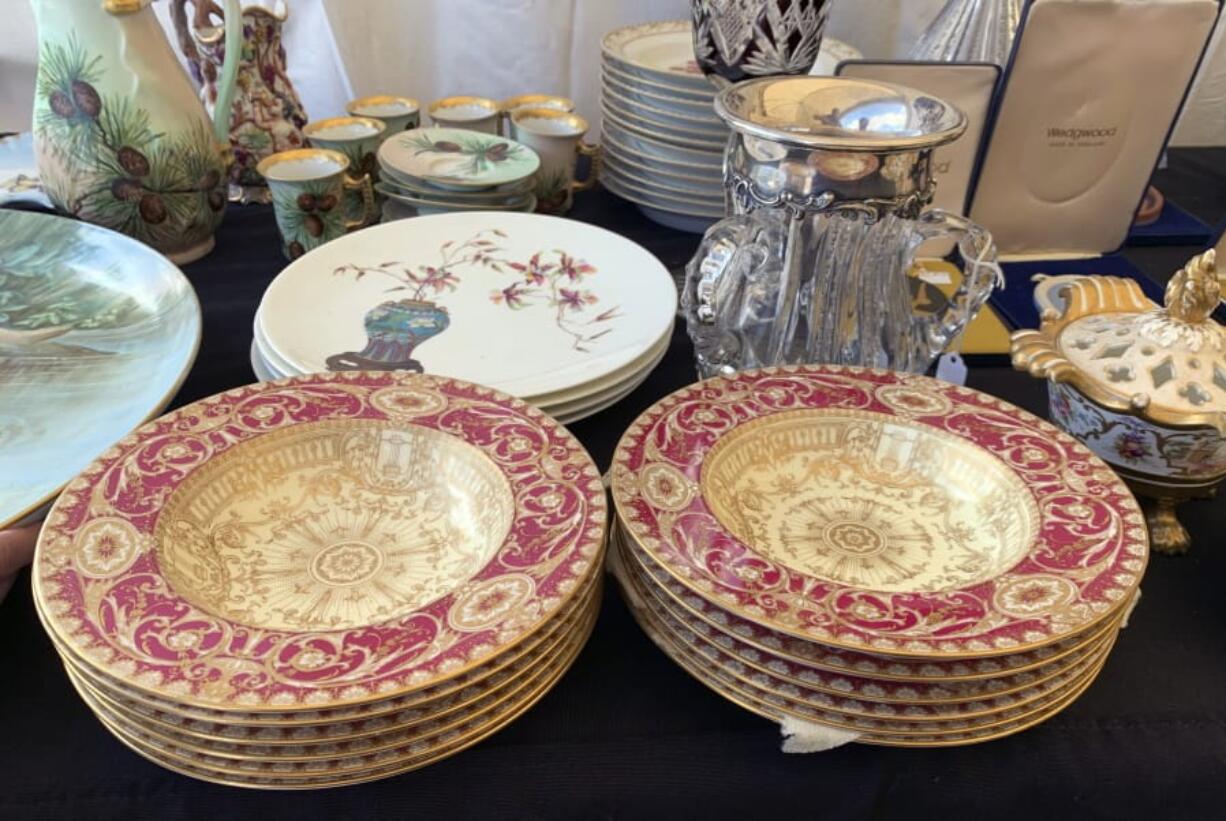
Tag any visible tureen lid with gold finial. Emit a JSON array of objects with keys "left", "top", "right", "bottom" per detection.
[{"left": 1011, "top": 246, "right": 1226, "bottom": 434}]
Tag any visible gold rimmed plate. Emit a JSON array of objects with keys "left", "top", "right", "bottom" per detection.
[
  {"left": 598, "top": 171, "right": 725, "bottom": 219},
  {"left": 35, "top": 372, "right": 607, "bottom": 712},
  {"left": 616, "top": 534, "right": 1119, "bottom": 707},
  {"left": 611, "top": 366, "right": 1148, "bottom": 659},
  {"left": 633, "top": 584, "right": 1112, "bottom": 738},
  {"left": 601, "top": 100, "right": 727, "bottom": 152},
  {"left": 41, "top": 559, "right": 603, "bottom": 730},
  {"left": 615, "top": 521, "right": 1129, "bottom": 683},
  {"left": 617, "top": 540, "right": 1116, "bottom": 727},
  {"left": 631, "top": 594, "right": 1109, "bottom": 748},
  {"left": 601, "top": 136, "right": 724, "bottom": 187},
  {"left": 77, "top": 609, "right": 595, "bottom": 787},
  {"left": 601, "top": 154, "right": 723, "bottom": 199},
  {"left": 601, "top": 78, "right": 726, "bottom": 131},
  {"left": 71, "top": 594, "right": 599, "bottom": 763}
]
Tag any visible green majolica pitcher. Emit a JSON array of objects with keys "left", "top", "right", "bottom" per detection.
[{"left": 30, "top": 0, "right": 241, "bottom": 263}]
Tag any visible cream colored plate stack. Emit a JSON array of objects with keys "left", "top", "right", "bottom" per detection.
[
  {"left": 251, "top": 212, "right": 677, "bottom": 426},
  {"left": 33, "top": 372, "right": 607, "bottom": 788},
  {"left": 598, "top": 20, "right": 859, "bottom": 233},
  {"left": 611, "top": 366, "right": 1149, "bottom": 746}
]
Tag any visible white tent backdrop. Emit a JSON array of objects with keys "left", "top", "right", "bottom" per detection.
[{"left": 1, "top": 0, "right": 1223, "bottom": 144}]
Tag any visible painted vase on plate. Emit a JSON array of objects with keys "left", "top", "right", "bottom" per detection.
[
  {"left": 326, "top": 300, "right": 451, "bottom": 373},
  {"left": 30, "top": 0, "right": 241, "bottom": 264}
]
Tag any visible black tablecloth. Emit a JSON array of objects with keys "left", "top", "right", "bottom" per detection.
[{"left": 3, "top": 150, "right": 1225, "bottom": 820}]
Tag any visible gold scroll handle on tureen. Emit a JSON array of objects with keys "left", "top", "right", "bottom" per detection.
[{"left": 1010, "top": 249, "right": 1226, "bottom": 435}]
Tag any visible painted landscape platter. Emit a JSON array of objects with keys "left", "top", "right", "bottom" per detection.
[
  {"left": 378, "top": 128, "right": 539, "bottom": 189},
  {"left": 33, "top": 372, "right": 606, "bottom": 710},
  {"left": 0, "top": 210, "right": 200, "bottom": 529},
  {"left": 256, "top": 212, "right": 677, "bottom": 400},
  {"left": 611, "top": 366, "right": 1149, "bottom": 658}
]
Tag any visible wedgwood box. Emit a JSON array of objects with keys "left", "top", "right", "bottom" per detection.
[{"left": 967, "top": 0, "right": 1222, "bottom": 328}]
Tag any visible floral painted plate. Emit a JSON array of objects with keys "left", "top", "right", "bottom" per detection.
[
  {"left": 256, "top": 212, "right": 677, "bottom": 400},
  {"left": 0, "top": 210, "right": 200, "bottom": 529},
  {"left": 34, "top": 372, "right": 606, "bottom": 710},
  {"left": 378, "top": 128, "right": 540, "bottom": 190},
  {"left": 611, "top": 366, "right": 1149, "bottom": 658}
]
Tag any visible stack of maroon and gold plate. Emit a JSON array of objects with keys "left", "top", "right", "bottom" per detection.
[
  {"left": 32, "top": 372, "right": 606, "bottom": 788},
  {"left": 610, "top": 365, "right": 1148, "bottom": 746}
]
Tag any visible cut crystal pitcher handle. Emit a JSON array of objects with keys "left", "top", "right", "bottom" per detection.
[
  {"left": 682, "top": 214, "right": 782, "bottom": 376},
  {"left": 911, "top": 209, "right": 1004, "bottom": 364}
]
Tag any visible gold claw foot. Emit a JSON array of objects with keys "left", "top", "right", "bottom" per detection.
[{"left": 1146, "top": 497, "right": 1191, "bottom": 555}]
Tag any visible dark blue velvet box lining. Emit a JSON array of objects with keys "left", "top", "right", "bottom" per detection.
[
  {"left": 991, "top": 255, "right": 1161, "bottom": 331},
  {"left": 1126, "top": 199, "right": 1213, "bottom": 247}
]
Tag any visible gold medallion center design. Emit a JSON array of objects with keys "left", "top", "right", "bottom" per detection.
[
  {"left": 309, "top": 540, "right": 385, "bottom": 587},
  {"left": 155, "top": 420, "right": 514, "bottom": 631},
  {"left": 821, "top": 521, "right": 886, "bottom": 557},
  {"left": 700, "top": 409, "right": 1040, "bottom": 592}
]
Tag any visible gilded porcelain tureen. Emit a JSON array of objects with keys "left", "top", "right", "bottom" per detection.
[{"left": 1011, "top": 248, "right": 1226, "bottom": 553}]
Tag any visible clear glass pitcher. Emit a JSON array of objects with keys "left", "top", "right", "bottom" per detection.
[
  {"left": 682, "top": 76, "right": 1002, "bottom": 377},
  {"left": 683, "top": 207, "right": 1001, "bottom": 376}
]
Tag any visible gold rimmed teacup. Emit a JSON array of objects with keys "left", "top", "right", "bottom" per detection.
[
  {"left": 303, "top": 116, "right": 387, "bottom": 221},
  {"left": 509, "top": 107, "right": 599, "bottom": 214},
  {"left": 428, "top": 95, "right": 501, "bottom": 134},
  {"left": 256, "top": 148, "right": 374, "bottom": 259},
  {"left": 502, "top": 93, "right": 574, "bottom": 111},
  {"left": 345, "top": 95, "right": 421, "bottom": 135},
  {"left": 501, "top": 93, "right": 575, "bottom": 123}
]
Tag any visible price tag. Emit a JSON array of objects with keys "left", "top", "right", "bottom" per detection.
[{"left": 935, "top": 352, "right": 968, "bottom": 385}]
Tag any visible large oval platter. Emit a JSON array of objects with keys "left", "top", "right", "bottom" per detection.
[{"left": 0, "top": 210, "right": 200, "bottom": 529}]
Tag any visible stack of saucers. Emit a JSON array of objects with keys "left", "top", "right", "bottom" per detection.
[
  {"left": 376, "top": 127, "right": 540, "bottom": 218},
  {"left": 598, "top": 20, "right": 860, "bottom": 233},
  {"left": 33, "top": 371, "right": 607, "bottom": 788},
  {"left": 610, "top": 366, "right": 1148, "bottom": 746},
  {"left": 252, "top": 211, "right": 677, "bottom": 425}
]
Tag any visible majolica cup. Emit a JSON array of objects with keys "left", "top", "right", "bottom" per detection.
[
  {"left": 429, "top": 96, "right": 502, "bottom": 135},
  {"left": 257, "top": 148, "right": 374, "bottom": 259},
  {"left": 509, "top": 108, "right": 599, "bottom": 214},
  {"left": 303, "top": 116, "right": 386, "bottom": 224},
  {"left": 345, "top": 95, "right": 421, "bottom": 136}
]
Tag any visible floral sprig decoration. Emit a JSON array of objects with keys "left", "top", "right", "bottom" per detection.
[
  {"left": 492, "top": 249, "right": 621, "bottom": 351},
  {"left": 334, "top": 229, "right": 621, "bottom": 351}
]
